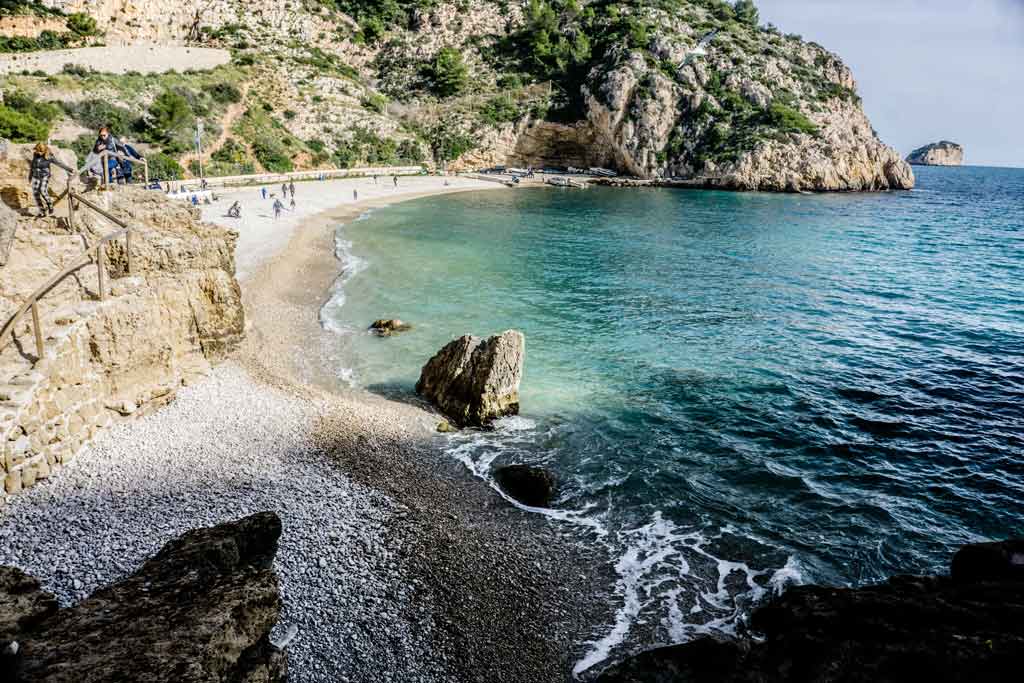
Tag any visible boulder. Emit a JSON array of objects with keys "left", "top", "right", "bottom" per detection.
[
  {"left": 3, "top": 512, "right": 287, "bottom": 682},
  {"left": 596, "top": 538, "right": 1024, "bottom": 682},
  {"left": 415, "top": 330, "right": 524, "bottom": 428},
  {"left": 369, "top": 318, "right": 412, "bottom": 336},
  {"left": 494, "top": 464, "right": 557, "bottom": 507}
]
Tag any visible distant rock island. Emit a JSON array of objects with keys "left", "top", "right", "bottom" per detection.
[{"left": 906, "top": 141, "right": 964, "bottom": 166}]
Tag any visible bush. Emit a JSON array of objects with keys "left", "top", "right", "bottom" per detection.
[
  {"left": 145, "top": 152, "right": 184, "bottom": 180},
  {"left": 210, "top": 82, "right": 242, "bottom": 104},
  {"left": 479, "top": 96, "right": 519, "bottom": 126},
  {"left": 396, "top": 139, "right": 425, "bottom": 163},
  {"left": 4, "top": 91, "right": 60, "bottom": 127},
  {"left": 252, "top": 137, "right": 293, "bottom": 172},
  {"left": 360, "top": 92, "right": 387, "bottom": 114},
  {"left": 62, "top": 98, "right": 138, "bottom": 133},
  {"left": 147, "top": 89, "right": 195, "bottom": 142},
  {"left": 67, "top": 12, "right": 100, "bottom": 36},
  {"left": 61, "top": 63, "right": 94, "bottom": 77},
  {"left": 733, "top": 0, "right": 759, "bottom": 27},
  {"left": 0, "top": 105, "right": 48, "bottom": 142},
  {"left": 761, "top": 103, "right": 818, "bottom": 135},
  {"left": 429, "top": 47, "right": 468, "bottom": 98}
]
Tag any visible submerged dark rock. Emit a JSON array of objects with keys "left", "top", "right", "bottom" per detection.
[
  {"left": 2, "top": 512, "right": 286, "bottom": 682},
  {"left": 369, "top": 318, "right": 412, "bottom": 336},
  {"left": 494, "top": 465, "right": 557, "bottom": 508},
  {"left": 416, "top": 330, "right": 524, "bottom": 428},
  {"left": 597, "top": 538, "right": 1024, "bottom": 683}
]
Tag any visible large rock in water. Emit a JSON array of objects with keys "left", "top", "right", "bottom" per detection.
[
  {"left": 416, "top": 330, "right": 524, "bottom": 428},
  {"left": 596, "top": 538, "right": 1024, "bottom": 682},
  {"left": 1, "top": 513, "right": 287, "bottom": 682},
  {"left": 494, "top": 464, "right": 557, "bottom": 508},
  {"left": 906, "top": 141, "right": 964, "bottom": 166}
]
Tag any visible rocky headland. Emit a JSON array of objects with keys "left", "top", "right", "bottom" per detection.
[{"left": 906, "top": 141, "right": 965, "bottom": 166}]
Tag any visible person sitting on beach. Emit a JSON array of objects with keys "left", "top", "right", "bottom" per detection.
[
  {"left": 227, "top": 201, "right": 241, "bottom": 218},
  {"left": 273, "top": 198, "right": 284, "bottom": 219},
  {"left": 28, "top": 142, "right": 72, "bottom": 217}
]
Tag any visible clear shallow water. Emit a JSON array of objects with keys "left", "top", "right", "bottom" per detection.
[{"left": 321, "top": 166, "right": 1024, "bottom": 672}]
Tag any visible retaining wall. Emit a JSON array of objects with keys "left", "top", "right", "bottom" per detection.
[{"left": 0, "top": 44, "right": 230, "bottom": 75}]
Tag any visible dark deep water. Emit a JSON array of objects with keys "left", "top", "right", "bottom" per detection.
[{"left": 321, "top": 165, "right": 1024, "bottom": 672}]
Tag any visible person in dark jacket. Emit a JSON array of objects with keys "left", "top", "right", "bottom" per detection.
[
  {"left": 29, "top": 143, "right": 72, "bottom": 217},
  {"left": 94, "top": 126, "right": 129, "bottom": 183}
]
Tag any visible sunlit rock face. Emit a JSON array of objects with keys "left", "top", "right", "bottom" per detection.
[{"left": 906, "top": 141, "right": 964, "bottom": 166}]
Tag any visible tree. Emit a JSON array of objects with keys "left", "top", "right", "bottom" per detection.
[
  {"left": 734, "top": 0, "right": 760, "bottom": 27},
  {"left": 430, "top": 47, "right": 469, "bottom": 98},
  {"left": 147, "top": 90, "right": 195, "bottom": 143}
]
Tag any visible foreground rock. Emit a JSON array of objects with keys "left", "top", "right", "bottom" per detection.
[
  {"left": 597, "top": 538, "right": 1024, "bottom": 682},
  {"left": 1, "top": 512, "right": 286, "bottom": 682},
  {"left": 369, "top": 318, "right": 412, "bottom": 336},
  {"left": 494, "top": 464, "right": 557, "bottom": 508},
  {"left": 416, "top": 330, "right": 524, "bottom": 428},
  {"left": 906, "top": 141, "right": 964, "bottom": 166}
]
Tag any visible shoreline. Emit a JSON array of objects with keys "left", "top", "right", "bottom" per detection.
[{"left": 0, "top": 176, "right": 613, "bottom": 682}]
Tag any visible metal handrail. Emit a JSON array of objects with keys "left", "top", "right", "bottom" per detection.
[{"left": 1, "top": 188, "right": 135, "bottom": 361}]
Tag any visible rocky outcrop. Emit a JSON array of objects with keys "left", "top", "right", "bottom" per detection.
[
  {"left": 416, "top": 330, "right": 524, "bottom": 428},
  {"left": 494, "top": 464, "right": 557, "bottom": 508},
  {"left": 1, "top": 168, "right": 244, "bottom": 495},
  {"left": 369, "top": 318, "right": 412, "bottom": 336},
  {"left": 906, "top": 141, "right": 964, "bottom": 166},
  {"left": 596, "top": 538, "right": 1024, "bottom": 682},
  {"left": 1, "top": 512, "right": 287, "bottom": 682}
]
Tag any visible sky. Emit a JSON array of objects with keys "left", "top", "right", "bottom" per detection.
[{"left": 754, "top": 0, "right": 1024, "bottom": 167}]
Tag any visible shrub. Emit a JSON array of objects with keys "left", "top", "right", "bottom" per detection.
[
  {"left": 147, "top": 89, "right": 195, "bottom": 142},
  {"left": 4, "top": 91, "right": 60, "bottom": 127},
  {"left": 429, "top": 47, "right": 468, "bottom": 98},
  {"left": 360, "top": 92, "right": 387, "bottom": 114},
  {"left": 0, "top": 105, "right": 48, "bottom": 142},
  {"left": 479, "top": 96, "right": 519, "bottom": 126},
  {"left": 67, "top": 12, "right": 100, "bottom": 36},
  {"left": 761, "top": 103, "right": 818, "bottom": 135},
  {"left": 252, "top": 137, "right": 293, "bottom": 172},
  {"left": 733, "top": 0, "right": 759, "bottom": 27},
  {"left": 396, "top": 139, "right": 425, "bottom": 163},
  {"left": 283, "top": 109, "right": 296, "bottom": 120},
  {"left": 145, "top": 152, "right": 184, "bottom": 180},
  {"left": 210, "top": 82, "right": 242, "bottom": 104},
  {"left": 62, "top": 98, "right": 137, "bottom": 133},
  {"left": 61, "top": 63, "right": 94, "bottom": 76},
  {"left": 306, "top": 138, "right": 325, "bottom": 153}
]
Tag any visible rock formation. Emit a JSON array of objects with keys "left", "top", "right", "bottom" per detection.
[
  {"left": 906, "top": 141, "right": 964, "bottom": 166},
  {"left": 1, "top": 148, "right": 245, "bottom": 495},
  {"left": 596, "top": 538, "right": 1024, "bottom": 682},
  {"left": 494, "top": 464, "right": 557, "bottom": 508},
  {"left": 369, "top": 318, "right": 412, "bottom": 336},
  {"left": 0, "top": 512, "right": 286, "bottom": 682},
  {"left": 416, "top": 330, "right": 524, "bottom": 428}
]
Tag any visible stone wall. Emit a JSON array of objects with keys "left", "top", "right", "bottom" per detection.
[
  {"left": 1, "top": 181, "right": 244, "bottom": 498},
  {"left": 0, "top": 44, "right": 230, "bottom": 76}
]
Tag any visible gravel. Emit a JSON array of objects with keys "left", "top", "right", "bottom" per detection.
[{"left": 0, "top": 362, "right": 454, "bottom": 683}]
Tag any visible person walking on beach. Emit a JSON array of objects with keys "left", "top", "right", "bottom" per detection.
[
  {"left": 373, "top": 174, "right": 378, "bottom": 185},
  {"left": 353, "top": 188, "right": 358, "bottom": 201},
  {"left": 290, "top": 195, "right": 296, "bottom": 211},
  {"left": 281, "top": 182, "right": 289, "bottom": 198},
  {"left": 289, "top": 180, "right": 296, "bottom": 196},
  {"left": 261, "top": 186, "right": 267, "bottom": 200},
  {"left": 393, "top": 175, "right": 398, "bottom": 188},
  {"left": 273, "top": 198, "right": 284, "bottom": 219},
  {"left": 28, "top": 143, "right": 71, "bottom": 217}
]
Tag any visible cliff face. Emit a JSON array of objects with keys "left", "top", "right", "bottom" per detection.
[
  {"left": 907, "top": 140, "right": 964, "bottom": 166},
  {"left": 0, "top": 146, "right": 244, "bottom": 496},
  {"left": 23, "top": 1, "right": 912, "bottom": 192}
]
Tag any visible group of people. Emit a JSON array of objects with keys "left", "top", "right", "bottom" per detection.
[
  {"left": 28, "top": 125, "right": 144, "bottom": 217},
  {"left": 268, "top": 180, "right": 297, "bottom": 219}
]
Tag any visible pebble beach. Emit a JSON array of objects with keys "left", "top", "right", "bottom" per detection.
[{"left": 0, "top": 174, "right": 611, "bottom": 682}]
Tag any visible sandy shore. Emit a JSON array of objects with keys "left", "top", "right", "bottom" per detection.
[{"left": 1, "top": 175, "right": 612, "bottom": 682}]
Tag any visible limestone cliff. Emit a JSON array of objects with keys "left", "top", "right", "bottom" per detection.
[
  {"left": 906, "top": 140, "right": 964, "bottom": 166},
  {"left": 0, "top": 145, "right": 244, "bottom": 496}
]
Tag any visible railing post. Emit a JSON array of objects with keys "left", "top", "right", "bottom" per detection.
[
  {"left": 67, "top": 190, "right": 74, "bottom": 231},
  {"left": 97, "top": 243, "right": 106, "bottom": 300},
  {"left": 143, "top": 159, "right": 149, "bottom": 186},
  {"left": 30, "top": 301, "right": 43, "bottom": 360},
  {"left": 126, "top": 229, "right": 133, "bottom": 275}
]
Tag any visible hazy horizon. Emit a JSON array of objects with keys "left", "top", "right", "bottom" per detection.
[{"left": 756, "top": 0, "right": 1024, "bottom": 168}]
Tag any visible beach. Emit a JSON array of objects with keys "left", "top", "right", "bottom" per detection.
[{"left": 0, "top": 175, "right": 611, "bottom": 682}]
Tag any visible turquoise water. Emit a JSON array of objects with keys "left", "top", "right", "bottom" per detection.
[{"left": 321, "top": 166, "right": 1024, "bottom": 671}]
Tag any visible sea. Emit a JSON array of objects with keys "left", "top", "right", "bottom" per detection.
[{"left": 319, "top": 165, "right": 1024, "bottom": 674}]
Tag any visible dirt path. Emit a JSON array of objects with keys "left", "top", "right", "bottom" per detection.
[{"left": 180, "top": 82, "right": 259, "bottom": 178}]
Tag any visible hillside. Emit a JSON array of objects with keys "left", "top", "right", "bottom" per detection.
[{"left": 0, "top": 0, "right": 914, "bottom": 191}]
